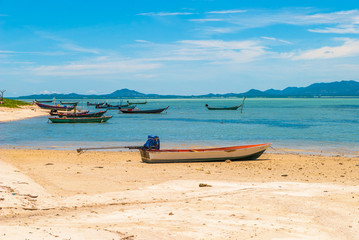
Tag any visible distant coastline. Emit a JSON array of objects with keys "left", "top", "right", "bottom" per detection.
[{"left": 15, "top": 80, "right": 359, "bottom": 99}]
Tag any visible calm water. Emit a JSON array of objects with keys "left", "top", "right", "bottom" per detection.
[{"left": 1, "top": 98, "right": 358, "bottom": 154}]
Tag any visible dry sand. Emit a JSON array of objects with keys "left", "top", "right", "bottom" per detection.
[
  {"left": 0, "top": 105, "right": 48, "bottom": 122},
  {"left": 0, "top": 149, "right": 358, "bottom": 239}
]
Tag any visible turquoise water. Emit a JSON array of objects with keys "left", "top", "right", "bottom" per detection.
[{"left": 1, "top": 98, "right": 358, "bottom": 154}]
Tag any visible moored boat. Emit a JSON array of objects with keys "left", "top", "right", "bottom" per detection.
[
  {"left": 87, "top": 101, "right": 105, "bottom": 106},
  {"left": 140, "top": 143, "right": 271, "bottom": 163},
  {"left": 60, "top": 101, "right": 79, "bottom": 105},
  {"left": 127, "top": 100, "right": 147, "bottom": 105},
  {"left": 120, "top": 106, "right": 169, "bottom": 114},
  {"left": 54, "top": 110, "right": 107, "bottom": 118},
  {"left": 205, "top": 104, "right": 240, "bottom": 110},
  {"left": 36, "top": 102, "right": 74, "bottom": 111},
  {"left": 48, "top": 115, "right": 112, "bottom": 123},
  {"left": 49, "top": 109, "right": 89, "bottom": 116},
  {"left": 95, "top": 103, "right": 124, "bottom": 109},
  {"left": 35, "top": 99, "right": 54, "bottom": 103}
]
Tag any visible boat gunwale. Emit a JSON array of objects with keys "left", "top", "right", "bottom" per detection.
[
  {"left": 48, "top": 115, "right": 112, "bottom": 120},
  {"left": 147, "top": 143, "right": 271, "bottom": 153}
]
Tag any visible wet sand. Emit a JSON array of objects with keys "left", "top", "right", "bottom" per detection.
[{"left": 0, "top": 149, "right": 358, "bottom": 239}]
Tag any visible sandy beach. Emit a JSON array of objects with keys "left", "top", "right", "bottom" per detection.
[
  {"left": 0, "top": 148, "right": 358, "bottom": 239},
  {"left": 0, "top": 105, "right": 48, "bottom": 122}
]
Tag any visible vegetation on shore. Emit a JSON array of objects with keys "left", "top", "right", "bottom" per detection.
[{"left": 0, "top": 98, "right": 32, "bottom": 108}]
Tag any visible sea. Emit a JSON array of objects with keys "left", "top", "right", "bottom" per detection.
[{"left": 1, "top": 98, "right": 358, "bottom": 156}]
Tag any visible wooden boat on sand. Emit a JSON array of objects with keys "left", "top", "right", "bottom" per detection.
[
  {"left": 140, "top": 143, "right": 271, "bottom": 163},
  {"left": 76, "top": 135, "right": 270, "bottom": 163},
  {"left": 48, "top": 115, "right": 112, "bottom": 123},
  {"left": 120, "top": 106, "right": 169, "bottom": 114}
]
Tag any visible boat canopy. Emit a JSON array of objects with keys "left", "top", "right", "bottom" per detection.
[{"left": 143, "top": 135, "right": 160, "bottom": 150}]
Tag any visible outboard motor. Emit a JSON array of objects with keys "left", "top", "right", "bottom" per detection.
[{"left": 143, "top": 135, "right": 160, "bottom": 150}]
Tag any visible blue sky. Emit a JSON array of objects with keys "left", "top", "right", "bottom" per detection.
[{"left": 1, "top": 0, "right": 359, "bottom": 96}]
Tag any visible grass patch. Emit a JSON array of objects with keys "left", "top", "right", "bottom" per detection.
[{"left": 0, "top": 98, "right": 32, "bottom": 108}]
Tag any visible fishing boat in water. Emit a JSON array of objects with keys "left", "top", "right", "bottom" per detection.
[
  {"left": 48, "top": 115, "right": 112, "bottom": 123},
  {"left": 52, "top": 110, "right": 107, "bottom": 118},
  {"left": 60, "top": 101, "right": 79, "bottom": 105},
  {"left": 205, "top": 104, "right": 240, "bottom": 110},
  {"left": 49, "top": 109, "right": 89, "bottom": 116},
  {"left": 205, "top": 97, "right": 246, "bottom": 111},
  {"left": 36, "top": 102, "right": 75, "bottom": 111},
  {"left": 95, "top": 103, "right": 134, "bottom": 109},
  {"left": 87, "top": 101, "right": 105, "bottom": 106},
  {"left": 120, "top": 106, "right": 169, "bottom": 114},
  {"left": 35, "top": 99, "right": 54, "bottom": 103},
  {"left": 127, "top": 100, "right": 147, "bottom": 105}
]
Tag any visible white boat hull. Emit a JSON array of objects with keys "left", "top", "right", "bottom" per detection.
[{"left": 140, "top": 143, "right": 271, "bottom": 163}]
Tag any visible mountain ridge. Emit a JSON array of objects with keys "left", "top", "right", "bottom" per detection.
[{"left": 17, "top": 80, "right": 359, "bottom": 99}]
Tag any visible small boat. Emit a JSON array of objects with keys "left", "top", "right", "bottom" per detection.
[
  {"left": 48, "top": 115, "right": 112, "bottom": 123},
  {"left": 75, "top": 135, "right": 271, "bottom": 163},
  {"left": 140, "top": 143, "right": 271, "bottom": 163},
  {"left": 119, "top": 105, "right": 136, "bottom": 109},
  {"left": 35, "top": 99, "right": 53, "bottom": 103},
  {"left": 36, "top": 102, "right": 74, "bottom": 111},
  {"left": 120, "top": 106, "right": 169, "bottom": 114},
  {"left": 49, "top": 109, "right": 89, "bottom": 116},
  {"left": 205, "top": 97, "right": 246, "bottom": 111},
  {"left": 87, "top": 101, "right": 105, "bottom": 106},
  {"left": 205, "top": 104, "right": 240, "bottom": 110},
  {"left": 127, "top": 100, "right": 147, "bottom": 105},
  {"left": 54, "top": 110, "right": 107, "bottom": 118},
  {"left": 95, "top": 103, "right": 126, "bottom": 109},
  {"left": 60, "top": 101, "right": 79, "bottom": 105}
]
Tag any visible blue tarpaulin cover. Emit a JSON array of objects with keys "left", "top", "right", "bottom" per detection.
[{"left": 143, "top": 135, "right": 160, "bottom": 150}]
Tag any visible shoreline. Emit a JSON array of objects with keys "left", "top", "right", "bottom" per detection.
[
  {"left": 0, "top": 105, "right": 48, "bottom": 122},
  {"left": 0, "top": 149, "right": 358, "bottom": 239},
  {"left": 1, "top": 143, "right": 358, "bottom": 158}
]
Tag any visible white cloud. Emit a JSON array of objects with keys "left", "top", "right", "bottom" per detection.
[
  {"left": 189, "top": 18, "right": 224, "bottom": 22},
  {"left": 261, "top": 36, "right": 292, "bottom": 44},
  {"left": 39, "top": 90, "right": 58, "bottom": 94},
  {"left": 293, "top": 38, "right": 359, "bottom": 60},
  {"left": 198, "top": 9, "right": 359, "bottom": 35},
  {"left": 135, "top": 40, "right": 150, "bottom": 43},
  {"left": 86, "top": 90, "right": 97, "bottom": 94},
  {"left": 203, "top": 27, "right": 236, "bottom": 33},
  {"left": 309, "top": 25, "right": 359, "bottom": 34},
  {"left": 0, "top": 50, "right": 15, "bottom": 53},
  {"left": 166, "top": 40, "right": 268, "bottom": 63},
  {"left": 137, "top": 12, "right": 193, "bottom": 16},
  {"left": 206, "top": 10, "right": 247, "bottom": 14},
  {"left": 32, "top": 59, "right": 161, "bottom": 76},
  {"left": 59, "top": 43, "right": 99, "bottom": 54}
]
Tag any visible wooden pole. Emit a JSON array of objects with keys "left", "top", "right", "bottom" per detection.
[{"left": 240, "top": 96, "right": 246, "bottom": 113}]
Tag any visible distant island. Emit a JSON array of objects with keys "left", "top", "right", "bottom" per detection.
[{"left": 17, "top": 80, "right": 359, "bottom": 99}]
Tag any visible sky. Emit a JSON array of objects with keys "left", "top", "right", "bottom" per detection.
[{"left": 1, "top": 0, "right": 359, "bottom": 96}]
